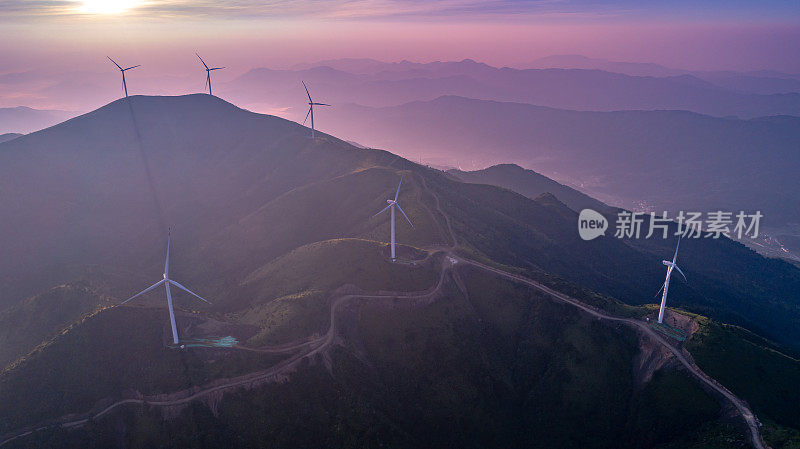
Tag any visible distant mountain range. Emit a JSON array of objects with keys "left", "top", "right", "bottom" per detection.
[
  {"left": 220, "top": 59, "right": 800, "bottom": 120},
  {"left": 6, "top": 56, "right": 800, "bottom": 135},
  {"left": 299, "top": 56, "right": 800, "bottom": 95},
  {"left": 0, "top": 106, "right": 75, "bottom": 134},
  {"left": 326, "top": 95, "right": 800, "bottom": 229},
  {"left": 527, "top": 55, "right": 800, "bottom": 94}
]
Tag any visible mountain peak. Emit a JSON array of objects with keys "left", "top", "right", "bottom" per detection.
[{"left": 486, "top": 163, "right": 525, "bottom": 172}]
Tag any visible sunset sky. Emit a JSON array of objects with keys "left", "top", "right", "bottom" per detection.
[{"left": 1, "top": 0, "right": 799, "bottom": 110}]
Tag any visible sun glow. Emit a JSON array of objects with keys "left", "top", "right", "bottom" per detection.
[{"left": 78, "top": 0, "right": 141, "bottom": 15}]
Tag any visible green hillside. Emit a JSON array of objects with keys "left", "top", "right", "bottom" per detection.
[
  {"left": 0, "top": 283, "right": 109, "bottom": 368},
  {"left": 230, "top": 238, "right": 438, "bottom": 346},
  {"left": 2, "top": 261, "right": 748, "bottom": 449},
  {"left": 687, "top": 319, "right": 800, "bottom": 449},
  {"left": 424, "top": 165, "right": 800, "bottom": 349},
  {"left": 0, "top": 305, "right": 286, "bottom": 433}
]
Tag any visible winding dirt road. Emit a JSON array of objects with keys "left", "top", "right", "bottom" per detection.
[
  {"left": 0, "top": 257, "right": 452, "bottom": 447},
  {"left": 459, "top": 258, "right": 765, "bottom": 449}
]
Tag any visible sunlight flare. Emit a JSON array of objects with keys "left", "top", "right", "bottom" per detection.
[{"left": 78, "top": 0, "right": 141, "bottom": 15}]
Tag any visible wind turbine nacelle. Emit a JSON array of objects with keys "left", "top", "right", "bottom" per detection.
[
  {"left": 662, "top": 260, "right": 672, "bottom": 266},
  {"left": 387, "top": 200, "right": 396, "bottom": 204}
]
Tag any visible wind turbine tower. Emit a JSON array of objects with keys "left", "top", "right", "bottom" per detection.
[
  {"left": 373, "top": 174, "right": 414, "bottom": 261},
  {"left": 302, "top": 81, "right": 330, "bottom": 139},
  {"left": 657, "top": 236, "right": 687, "bottom": 324},
  {"left": 120, "top": 230, "right": 212, "bottom": 347},
  {"left": 196, "top": 53, "right": 225, "bottom": 96},
  {"left": 107, "top": 56, "right": 140, "bottom": 98}
]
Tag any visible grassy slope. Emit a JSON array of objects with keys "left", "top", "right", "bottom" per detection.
[
  {"left": 9, "top": 265, "right": 746, "bottom": 449},
  {"left": 0, "top": 306, "right": 285, "bottom": 433},
  {"left": 0, "top": 162, "right": 787, "bottom": 446},
  {"left": 686, "top": 319, "right": 800, "bottom": 449},
  {"left": 353, "top": 267, "right": 643, "bottom": 448},
  {"left": 197, "top": 165, "right": 445, "bottom": 299},
  {"left": 435, "top": 166, "right": 800, "bottom": 444},
  {"left": 0, "top": 239, "right": 442, "bottom": 432},
  {"left": 241, "top": 239, "right": 436, "bottom": 305},
  {"left": 422, "top": 168, "right": 800, "bottom": 350},
  {"left": 0, "top": 282, "right": 110, "bottom": 369},
  {"left": 230, "top": 238, "right": 439, "bottom": 346}
]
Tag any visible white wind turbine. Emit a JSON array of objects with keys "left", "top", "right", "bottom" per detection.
[
  {"left": 107, "top": 56, "right": 139, "bottom": 98},
  {"left": 656, "top": 236, "right": 687, "bottom": 324},
  {"left": 196, "top": 53, "right": 225, "bottom": 96},
  {"left": 120, "top": 230, "right": 211, "bottom": 347},
  {"left": 373, "top": 174, "right": 414, "bottom": 261},
  {"left": 302, "top": 81, "right": 329, "bottom": 139}
]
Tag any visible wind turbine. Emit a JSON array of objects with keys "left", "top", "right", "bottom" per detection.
[
  {"left": 107, "top": 56, "right": 139, "bottom": 98},
  {"left": 656, "top": 236, "right": 687, "bottom": 324},
  {"left": 196, "top": 53, "right": 225, "bottom": 96},
  {"left": 373, "top": 174, "right": 414, "bottom": 261},
  {"left": 119, "top": 230, "right": 211, "bottom": 347},
  {"left": 302, "top": 81, "right": 329, "bottom": 139}
]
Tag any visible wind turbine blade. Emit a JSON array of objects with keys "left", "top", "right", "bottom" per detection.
[
  {"left": 394, "top": 174, "right": 404, "bottom": 202},
  {"left": 210, "top": 67, "right": 225, "bottom": 70},
  {"left": 107, "top": 56, "right": 122, "bottom": 70},
  {"left": 125, "top": 65, "right": 140, "bottom": 71},
  {"left": 314, "top": 103, "right": 331, "bottom": 106},
  {"left": 164, "top": 230, "right": 170, "bottom": 277},
  {"left": 196, "top": 53, "right": 209, "bottom": 70},
  {"left": 653, "top": 282, "right": 666, "bottom": 299},
  {"left": 672, "top": 235, "right": 682, "bottom": 264},
  {"left": 169, "top": 280, "right": 211, "bottom": 304},
  {"left": 302, "top": 81, "right": 312, "bottom": 102},
  {"left": 373, "top": 204, "right": 392, "bottom": 217},
  {"left": 303, "top": 106, "right": 312, "bottom": 125},
  {"left": 396, "top": 203, "right": 414, "bottom": 227},
  {"left": 672, "top": 265, "right": 687, "bottom": 283},
  {"left": 120, "top": 279, "right": 165, "bottom": 305}
]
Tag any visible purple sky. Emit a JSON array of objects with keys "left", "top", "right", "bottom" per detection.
[{"left": 1, "top": 1, "right": 799, "bottom": 110}]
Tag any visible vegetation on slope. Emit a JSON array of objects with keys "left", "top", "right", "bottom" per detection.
[
  {"left": 421, "top": 168, "right": 800, "bottom": 349},
  {"left": 0, "top": 95, "right": 794, "bottom": 449},
  {"left": 7, "top": 265, "right": 746, "bottom": 448},
  {"left": 686, "top": 318, "right": 800, "bottom": 449},
  {"left": 0, "top": 282, "right": 110, "bottom": 369},
  {"left": 230, "top": 238, "right": 439, "bottom": 345},
  {"left": 0, "top": 306, "right": 285, "bottom": 433}
]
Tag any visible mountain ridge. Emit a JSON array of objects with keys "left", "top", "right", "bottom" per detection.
[
  {"left": 0, "top": 94, "right": 797, "bottom": 448},
  {"left": 447, "top": 163, "right": 609, "bottom": 213},
  {"left": 0, "top": 106, "right": 75, "bottom": 134},
  {"left": 327, "top": 95, "right": 800, "bottom": 228}
]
